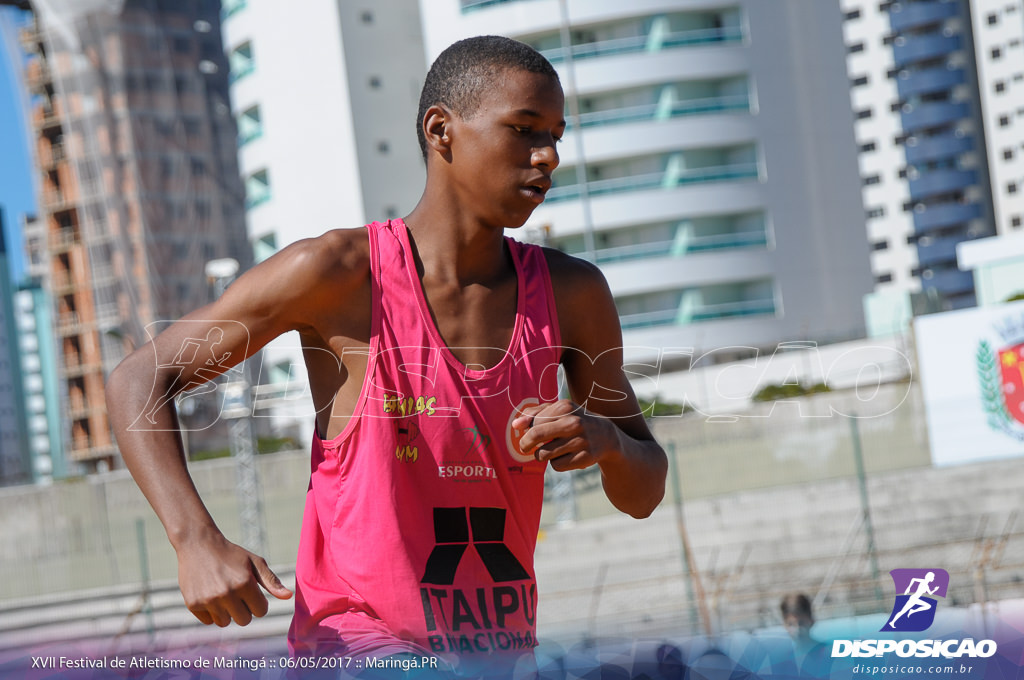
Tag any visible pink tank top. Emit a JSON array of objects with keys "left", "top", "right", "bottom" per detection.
[{"left": 288, "top": 219, "right": 562, "bottom": 665}]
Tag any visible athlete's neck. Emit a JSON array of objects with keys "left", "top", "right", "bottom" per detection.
[{"left": 402, "top": 203, "right": 512, "bottom": 287}]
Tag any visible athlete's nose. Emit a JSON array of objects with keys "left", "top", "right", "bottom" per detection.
[{"left": 531, "top": 138, "right": 559, "bottom": 170}]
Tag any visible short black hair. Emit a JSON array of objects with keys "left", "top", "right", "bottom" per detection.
[
  {"left": 780, "top": 593, "right": 814, "bottom": 620},
  {"left": 416, "top": 35, "right": 560, "bottom": 161}
]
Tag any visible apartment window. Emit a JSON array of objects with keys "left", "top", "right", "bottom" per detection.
[
  {"left": 883, "top": 34, "right": 897, "bottom": 46},
  {"left": 988, "top": 13, "right": 999, "bottom": 24},
  {"left": 856, "top": 108, "right": 873, "bottom": 120},
  {"left": 886, "top": 68, "right": 900, "bottom": 79},
  {"left": 992, "top": 47, "right": 1003, "bottom": 59},
  {"left": 848, "top": 42, "right": 865, "bottom": 54},
  {"left": 254, "top": 232, "right": 277, "bottom": 262},
  {"left": 237, "top": 104, "right": 262, "bottom": 146},
  {"left": 361, "top": 10, "right": 374, "bottom": 23},
  {"left": 173, "top": 37, "right": 191, "bottom": 53},
  {"left": 190, "top": 157, "right": 206, "bottom": 175},
  {"left": 863, "top": 174, "right": 881, "bottom": 186},
  {"left": 229, "top": 41, "right": 254, "bottom": 83},
  {"left": 222, "top": 0, "right": 246, "bottom": 19},
  {"left": 868, "top": 208, "right": 887, "bottom": 220},
  {"left": 898, "top": 168, "right": 909, "bottom": 179},
  {"left": 859, "top": 141, "right": 877, "bottom": 153},
  {"left": 369, "top": 76, "right": 382, "bottom": 89},
  {"left": 874, "top": 273, "right": 893, "bottom": 284},
  {"left": 377, "top": 140, "right": 390, "bottom": 154},
  {"left": 879, "top": 1, "right": 895, "bottom": 11},
  {"left": 996, "top": 81, "right": 1006, "bottom": 93},
  {"left": 1012, "top": 216, "right": 1022, "bottom": 227},
  {"left": 1009, "top": 182, "right": 1019, "bottom": 194},
  {"left": 1005, "top": 148, "right": 1015, "bottom": 160},
  {"left": 852, "top": 75, "right": 869, "bottom": 87},
  {"left": 844, "top": 9, "right": 861, "bottom": 20},
  {"left": 245, "top": 169, "right": 271, "bottom": 209},
  {"left": 1000, "top": 114, "right": 1011, "bottom": 126},
  {"left": 890, "top": 102, "right": 903, "bottom": 113}
]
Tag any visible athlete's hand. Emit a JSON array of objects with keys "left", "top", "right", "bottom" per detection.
[
  {"left": 175, "top": 531, "right": 292, "bottom": 627},
  {"left": 511, "top": 399, "right": 622, "bottom": 472}
]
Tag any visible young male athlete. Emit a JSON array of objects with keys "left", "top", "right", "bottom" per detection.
[{"left": 106, "top": 36, "right": 667, "bottom": 674}]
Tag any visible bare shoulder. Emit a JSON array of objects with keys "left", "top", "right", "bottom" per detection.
[
  {"left": 223, "top": 226, "right": 372, "bottom": 336},
  {"left": 539, "top": 247, "right": 619, "bottom": 350},
  {"left": 270, "top": 226, "right": 370, "bottom": 288}
]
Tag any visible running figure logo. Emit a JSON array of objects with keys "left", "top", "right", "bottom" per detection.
[{"left": 882, "top": 568, "right": 949, "bottom": 632}]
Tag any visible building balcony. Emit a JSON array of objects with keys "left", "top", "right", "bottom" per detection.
[
  {"left": 915, "top": 236, "right": 962, "bottom": 268},
  {"left": 70, "top": 444, "right": 117, "bottom": 462},
  {"left": 33, "top": 102, "right": 62, "bottom": 131},
  {"left": 892, "top": 34, "right": 962, "bottom": 68},
  {"left": 39, "top": 141, "right": 67, "bottom": 168},
  {"left": 68, "top": 402, "right": 94, "bottom": 420},
  {"left": 51, "top": 270, "right": 77, "bottom": 294},
  {"left": 888, "top": 1, "right": 960, "bottom": 32},
  {"left": 18, "top": 24, "right": 42, "bottom": 50},
  {"left": 620, "top": 308, "right": 678, "bottom": 330},
  {"left": 542, "top": 25, "right": 743, "bottom": 64},
  {"left": 460, "top": 0, "right": 514, "bottom": 11},
  {"left": 56, "top": 312, "right": 86, "bottom": 335},
  {"left": 896, "top": 66, "right": 965, "bottom": 99},
  {"left": 48, "top": 228, "right": 80, "bottom": 251},
  {"left": 43, "top": 191, "right": 76, "bottom": 213},
  {"left": 619, "top": 297, "right": 775, "bottom": 330},
  {"left": 908, "top": 168, "right": 976, "bottom": 199},
  {"left": 921, "top": 268, "right": 973, "bottom": 296},
  {"left": 585, "top": 230, "right": 767, "bottom": 264},
  {"left": 912, "top": 201, "right": 981, "bottom": 234},
  {"left": 546, "top": 162, "right": 759, "bottom": 203},
  {"left": 901, "top": 100, "right": 969, "bottom": 132},
  {"left": 904, "top": 131, "right": 972, "bottom": 165},
  {"left": 26, "top": 58, "right": 51, "bottom": 88},
  {"left": 65, "top": 361, "right": 102, "bottom": 379},
  {"left": 571, "top": 94, "right": 750, "bottom": 130}
]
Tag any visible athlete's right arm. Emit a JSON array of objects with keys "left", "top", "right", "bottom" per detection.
[{"left": 105, "top": 229, "right": 370, "bottom": 627}]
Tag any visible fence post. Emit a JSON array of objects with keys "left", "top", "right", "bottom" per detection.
[
  {"left": 135, "top": 518, "right": 155, "bottom": 639},
  {"left": 669, "top": 442, "right": 712, "bottom": 635},
  {"left": 850, "top": 415, "right": 884, "bottom": 606}
]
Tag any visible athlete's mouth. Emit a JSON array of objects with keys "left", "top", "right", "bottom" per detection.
[{"left": 524, "top": 177, "right": 551, "bottom": 196}]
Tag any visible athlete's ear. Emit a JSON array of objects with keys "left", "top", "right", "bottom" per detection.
[{"left": 423, "top": 104, "right": 453, "bottom": 162}]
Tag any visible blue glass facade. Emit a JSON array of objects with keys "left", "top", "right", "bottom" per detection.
[{"left": 887, "top": 0, "right": 992, "bottom": 305}]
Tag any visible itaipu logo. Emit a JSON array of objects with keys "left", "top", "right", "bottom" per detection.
[
  {"left": 977, "top": 311, "right": 1024, "bottom": 442},
  {"left": 882, "top": 568, "right": 948, "bottom": 632}
]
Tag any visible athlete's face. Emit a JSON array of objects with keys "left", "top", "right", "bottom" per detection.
[
  {"left": 447, "top": 69, "right": 565, "bottom": 228},
  {"left": 784, "top": 612, "right": 813, "bottom": 639}
]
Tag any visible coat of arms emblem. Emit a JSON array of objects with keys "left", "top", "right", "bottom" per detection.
[{"left": 977, "top": 315, "right": 1024, "bottom": 441}]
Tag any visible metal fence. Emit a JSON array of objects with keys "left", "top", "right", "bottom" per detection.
[{"left": 3, "top": 380, "right": 1024, "bottom": 652}]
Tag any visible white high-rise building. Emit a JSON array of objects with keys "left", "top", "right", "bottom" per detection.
[
  {"left": 968, "top": 0, "right": 1024, "bottom": 236},
  {"left": 841, "top": 0, "right": 1018, "bottom": 334},
  {"left": 420, "top": 0, "right": 873, "bottom": 380},
  {"left": 221, "top": 0, "right": 427, "bottom": 441}
]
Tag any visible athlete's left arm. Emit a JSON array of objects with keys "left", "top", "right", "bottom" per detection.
[{"left": 513, "top": 251, "right": 668, "bottom": 519}]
